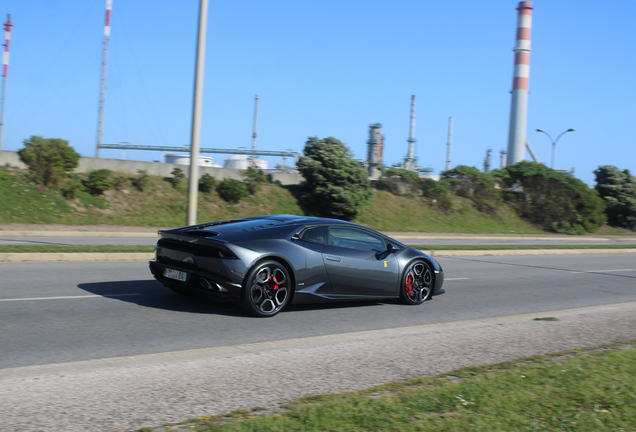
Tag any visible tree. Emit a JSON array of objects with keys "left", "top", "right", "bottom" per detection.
[
  {"left": 594, "top": 165, "right": 636, "bottom": 231},
  {"left": 297, "top": 137, "right": 372, "bottom": 220},
  {"left": 17, "top": 136, "right": 80, "bottom": 187},
  {"left": 500, "top": 161, "right": 606, "bottom": 233}
]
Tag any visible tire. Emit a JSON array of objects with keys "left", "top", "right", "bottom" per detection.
[
  {"left": 239, "top": 260, "right": 292, "bottom": 317},
  {"left": 399, "top": 260, "right": 434, "bottom": 305}
]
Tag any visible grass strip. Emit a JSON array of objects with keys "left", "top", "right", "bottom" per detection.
[
  {"left": 411, "top": 244, "right": 636, "bottom": 251},
  {"left": 139, "top": 341, "right": 636, "bottom": 432},
  {"left": 0, "top": 245, "right": 155, "bottom": 253},
  {"left": 1, "top": 244, "right": 636, "bottom": 253}
]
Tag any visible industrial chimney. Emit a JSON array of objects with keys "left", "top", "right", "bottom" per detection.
[
  {"left": 366, "top": 123, "right": 383, "bottom": 179},
  {"left": 506, "top": 1, "right": 533, "bottom": 166}
]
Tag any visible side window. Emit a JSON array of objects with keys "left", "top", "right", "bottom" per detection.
[
  {"left": 301, "top": 226, "right": 327, "bottom": 244},
  {"left": 328, "top": 227, "right": 386, "bottom": 252}
]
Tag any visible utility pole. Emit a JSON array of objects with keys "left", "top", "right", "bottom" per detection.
[
  {"left": 186, "top": 0, "right": 209, "bottom": 226},
  {"left": 95, "top": 0, "right": 112, "bottom": 158},
  {"left": 0, "top": 14, "right": 13, "bottom": 151}
]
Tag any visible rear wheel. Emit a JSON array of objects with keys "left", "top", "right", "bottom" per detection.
[
  {"left": 400, "top": 260, "right": 433, "bottom": 305},
  {"left": 239, "top": 260, "right": 292, "bottom": 317}
]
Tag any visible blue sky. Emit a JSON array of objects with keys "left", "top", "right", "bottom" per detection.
[{"left": 2, "top": 0, "right": 635, "bottom": 186}]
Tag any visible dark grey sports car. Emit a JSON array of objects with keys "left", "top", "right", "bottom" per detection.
[{"left": 149, "top": 215, "right": 445, "bottom": 317}]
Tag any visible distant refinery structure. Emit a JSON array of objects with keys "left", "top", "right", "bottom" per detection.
[
  {"left": 403, "top": 95, "right": 418, "bottom": 172},
  {"left": 365, "top": 123, "right": 384, "bottom": 178},
  {"left": 506, "top": 1, "right": 533, "bottom": 166},
  {"left": 3, "top": 1, "right": 562, "bottom": 178}
]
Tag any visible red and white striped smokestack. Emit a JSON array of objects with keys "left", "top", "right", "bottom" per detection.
[
  {"left": 506, "top": 1, "right": 533, "bottom": 166},
  {"left": 96, "top": 0, "right": 113, "bottom": 158},
  {"left": 104, "top": 0, "right": 112, "bottom": 37},
  {"left": 1, "top": 14, "right": 13, "bottom": 150},
  {"left": 2, "top": 14, "right": 12, "bottom": 78}
]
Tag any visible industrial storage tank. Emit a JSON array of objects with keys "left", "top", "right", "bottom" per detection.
[
  {"left": 223, "top": 155, "right": 268, "bottom": 170},
  {"left": 165, "top": 153, "right": 219, "bottom": 167}
]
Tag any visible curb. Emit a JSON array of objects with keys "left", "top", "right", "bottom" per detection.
[
  {"left": 2, "top": 249, "right": 636, "bottom": 262},
  {"left": 421, "top": 249, "right": 636, "bottom": 257},
  {"left": 0, "top": 252, "right": 155, "bottom": 262},
  {"left": 0, "top": 231, "right": 157, "bottom": 238}
]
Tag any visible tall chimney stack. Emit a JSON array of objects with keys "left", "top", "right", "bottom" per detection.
[
  {"left": 506, "top": 1, "right": 533, "bottom": 166},
  {"left": 404, "top": 95, "right": 417, "bottom": 171}
]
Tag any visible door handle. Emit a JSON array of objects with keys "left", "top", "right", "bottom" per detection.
[{"left": 325, "top": 255, "right": 341, "bottom": 262}]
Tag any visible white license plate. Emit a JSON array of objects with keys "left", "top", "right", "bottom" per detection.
[{"left": 164, "top": 268, "right": 188, "bottom": 282}]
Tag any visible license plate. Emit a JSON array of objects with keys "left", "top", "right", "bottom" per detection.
[{"left": 164, "top": 268, "right": 188, "bottom": 282}]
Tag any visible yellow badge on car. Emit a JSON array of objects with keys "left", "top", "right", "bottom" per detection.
[{"left": 384, "top": 261, "right": 387, "bottom": 267}]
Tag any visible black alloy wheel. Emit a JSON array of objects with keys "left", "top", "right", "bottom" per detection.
[
  {"left": 240, "top": 260, "right": 291, "bottom": 317},
  {"left": 400, "top": 260, "right": 433, "bottom": 305}
]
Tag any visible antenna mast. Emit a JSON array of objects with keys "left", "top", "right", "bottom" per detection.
[
  {"left": 96, "top": 0, "right": 112, "bottom": 158},
  {"left": 1, "top": 14, "right": 13, "bottom": 151}
]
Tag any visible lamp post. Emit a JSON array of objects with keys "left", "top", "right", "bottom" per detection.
[{"left": 536, "top": 128, "right": 575, "bottom": 169}]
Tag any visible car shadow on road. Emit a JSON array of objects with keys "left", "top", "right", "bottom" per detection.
[
  {"left": 77, "top": 279, "right": 393, "bottom": 317},
  {"left": 77, "top": 279, "right": 245, "bottom": 317}
]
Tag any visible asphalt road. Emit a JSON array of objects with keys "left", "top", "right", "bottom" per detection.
[
  {"left": 2, "top": 254, "right": 636, "bottom": 370},
  {"left": 3, "top": 235, "right": 636, "bottom": 246},
  {"left": 2, "top": 254, "right": 636, "bottom": 432}
]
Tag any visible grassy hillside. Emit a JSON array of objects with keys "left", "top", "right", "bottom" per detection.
[{"left": 0, "top": 167, "right": 622, "bottom": 234}]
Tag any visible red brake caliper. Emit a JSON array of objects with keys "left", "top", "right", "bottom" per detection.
[
  {"left": 270, "top": 274, "right": 279, "bottom": 290},
  {"left": 406, "top": 274, "right": 413, "bottom": 296}
]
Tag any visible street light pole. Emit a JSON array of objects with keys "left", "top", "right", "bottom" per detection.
[
  {"left": 536, "top": 128, "right": 575, "bottom": 169},
  {"left": 186, "top": 0, "right": 208, "bottom": 226}
]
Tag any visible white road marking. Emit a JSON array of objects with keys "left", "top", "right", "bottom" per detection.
[
  {"left": 570, "top": 269, "right": 635, "bottom": 274},
  {"left": 445, "top": 277, "right": 470, "bottom": 281},
  {"left": 0, "top": 293, "right": 144, "bottom": 302}
]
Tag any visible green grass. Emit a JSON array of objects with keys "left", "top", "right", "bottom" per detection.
[
  {"left": 138, "top": 341, "right": 636, "bottom": 432},
  {"left": 2, "top": 244, "right": 635, "bottom": 254},
  {"left": 0, "top": 167, "right": 632, "bottom": 235},
  {"left": 355, "top": 190, "right": 547, "bottom": 234}
]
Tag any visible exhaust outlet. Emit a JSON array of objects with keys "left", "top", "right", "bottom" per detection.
[
  {"left": 199, "top": 278, "right": 216, "bottom": 291},
  {"left": 199, "top": 278, "right": 229, "bottom": 293}
]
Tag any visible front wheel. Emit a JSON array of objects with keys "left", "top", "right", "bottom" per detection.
[
  {"left": 400, "top": 260, "right": 433, "bottom": 305},
  {"left": 239, "top": 260, "right": 292, "bottom": 317}
]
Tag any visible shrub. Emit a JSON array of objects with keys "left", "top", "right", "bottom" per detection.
[
  {"left": 198, "top": 173, "right": 216, "bottom": 193},
  {"left": 441, "top": 165, "right": 500, "bottom": 213},
  {"left": 61, "top": 175, "right": 86, "bottom": 199},
  {"left": 17, "top": 136, "right": 80, "bottom": 187},
  {"left": 167, "top": 167, "right": 186, "bottom": 188},
  {"left": 84, "top": 169, "right": 114, "bottom": 195},
  {"left": 500, "top": 161, "right": 606, "bottom": 233},
  {"left": 216, "top": 178, "right": 249, "bottom": 203},
  {"left": 421, "top": 178, "right": 453, "bottom": 213},
  {"left": 131, "top": 169, "right": 150, "bottom": 192},
  {"left": 376, "top": 168, "right": 421, "bottom": 196},
  {"left": 242, "top": 166, "right": 267, "bottom": 194}
]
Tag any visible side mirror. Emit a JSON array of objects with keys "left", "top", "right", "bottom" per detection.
[
  {"left": 291, "top": 233, "right": 301, "bottom": 241},
  {"left": 387, "top": 243, "right": 398, "bottom": 254}
]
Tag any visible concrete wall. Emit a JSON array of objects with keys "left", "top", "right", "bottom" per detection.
[{"left": 0, "top": 150, "right": 303, "bottom": 186}]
